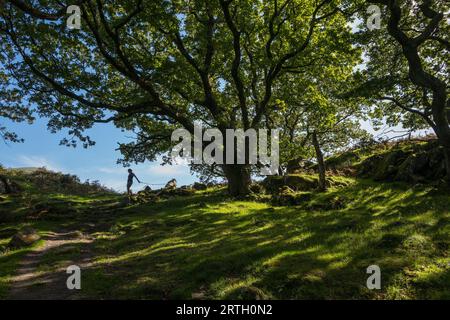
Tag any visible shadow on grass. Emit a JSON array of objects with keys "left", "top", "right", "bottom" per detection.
[
  {"left": 2, "top": 181, "right": 447, "bottom": 299},
  {"left": 70, "top": 181, "right": 449, "bottom": 299}
]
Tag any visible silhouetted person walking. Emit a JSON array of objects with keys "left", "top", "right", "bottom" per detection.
[{"left": 127, "top": 169, "right": 141, "bottom": 195}]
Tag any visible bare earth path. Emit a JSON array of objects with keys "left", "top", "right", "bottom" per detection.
[
  {"left": 6, "top": 199, "right": 127, "bottom": 300},
  {"left": 7, "top": 230, "right": 95, "bottom": 300}
]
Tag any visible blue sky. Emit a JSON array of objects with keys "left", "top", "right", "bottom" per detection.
[{"left": 0, "top": 117, "right": 196, "bottom": 192}]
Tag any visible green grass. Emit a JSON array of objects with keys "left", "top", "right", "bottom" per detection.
[
  {"left": 0, "top": 189, "right": 122, "bottom": 298},
  {"left": 75, "top": 181, "right": 449, "bottom": 299},
  {"left": 1, "top": 178, "right": 449, "bottom": 299},
  {"left": 0, "top": 239, "right": 45, "bottom": 298}
]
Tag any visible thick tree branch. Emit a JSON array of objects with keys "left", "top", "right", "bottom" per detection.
[
  {"left": 6, "top": 0, "right": 67, "bottom": 20},
  {"left": 253, "top": 0, "right": 336, "bottom": 127},
  {"left": 219, "top": 0, "right": 249, "bottom": 129}
]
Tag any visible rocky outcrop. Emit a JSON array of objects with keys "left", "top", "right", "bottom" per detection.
[
  {"left": 286, "top": 158, "right": 314, "bottom": 174},
  {"left": 0, "top": 175, "right": 21, "bottom": 194},
  {"left": 130, "top": 183, "right": 194, "bottom": 204},
  {"left": 249, "top": 183, "right": 264, "bottom": 194},
  {"left": 263, "top": 174, "right": 350, "bottom": 193},
  {"left": 263, "top": 175, "right": 318, "bottom": 193},
  {"left": 8, "top": 227, "right": 40, "bottom": 248},
  {"left": 358, "top": 141, "right": 447, "bottom": 183},
  {"left": 164, "top": 179, "right": 177, "bottom": 189},
  {"left": 325, "top": 151, "right": 361, "bottom": 171},
  {"left": 271, "top": 186, "right": 313, "bottom": 206},
  {"left": 192, "top": 182, "right": 207, "bottom": 190}
]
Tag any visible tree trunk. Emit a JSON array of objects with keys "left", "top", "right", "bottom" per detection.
[
  {"left": 222, "top": 164, "right": 251, "bottom": 197},
  {"left": 443, "top": 146, "right": 450, "bottom": 184},
  {"left": 433, "top": 116, "right": 450, "bottom": 184},
  {"left": 381, "top": 1, "right": 450, "bottom": 182},
  {"left": 312, "top": 132, "right": 326, "bottom": 191},
  {"left": 0, "top": 175, "right": 12, "bottom": 194}
]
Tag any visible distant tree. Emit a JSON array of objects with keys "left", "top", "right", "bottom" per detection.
[{"left": 270, "top": 53, "right": 368, "bottom": 190}]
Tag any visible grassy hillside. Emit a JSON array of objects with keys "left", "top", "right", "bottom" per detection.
[{"left": 1, "top": 165, "right": 449, "bottom": 299}]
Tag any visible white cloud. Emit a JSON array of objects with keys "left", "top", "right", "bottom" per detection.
[
  {"left": 95, "top": 162, "right": 191, "bottom": 178},
  {"left": 17, "top": 155, "right": 63, "bottom": 172},
  {"left": 99, "top": 178, "right": 126, "bottom": 192},
  {"left": 146, "top": 163, "right": 190, "bottom": 176},
  {"left": 98, "top": 167, "right": 123, "bottom": 174}
]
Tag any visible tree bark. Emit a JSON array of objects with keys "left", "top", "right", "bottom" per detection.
[
  {"left": 443, "top": 146, "right": 450, "bottom": 184},
  {"left": 0, "top": 175, "right": 12, "bottom": 194},
  {"left": 374, "top": 0, "right": 450, "bottom": 182},
  {"left": 222, "top": 164, "right": 251, "bottom": 197},
  {"left": 312, "top": 132, "right": 327, "bottom": 191}
]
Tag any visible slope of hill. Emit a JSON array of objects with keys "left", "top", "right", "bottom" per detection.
[
  {"left": 7, "top": 167, "right": 43, "bottom": 174},
  {"left": 0, "top": 148, "right": 449, "bottom": 300},
  {"left": 325, "top": 138, "right": 447, "bottom": 184}
]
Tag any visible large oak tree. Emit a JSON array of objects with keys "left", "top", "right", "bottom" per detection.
[{"left": 1, "top": 0, "right": 358, "bottom": 195}]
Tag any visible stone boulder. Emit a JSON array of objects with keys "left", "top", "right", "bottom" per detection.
[
  {"left": 0, "top": 175, "right": 21, "bottom": 194},
  {"left": 358, "top": 154, "right": 384, "bottom": 177},
  {"left": 223, "top": 286, "right": 271, "bottom": 300},
  {"left": 162, "top": 186, "right": 194, "bottom": 196},
  {"left": 130, "top": 183, "right": 195, "bottom": 204},
  {"left": 307, "top": 195, "right": 347, "bottom": 211},
  {"left": 394, "top": 152, "right": 430, "bottom": 183},
  {"left": 8, "top": 227, "right": 40, "bottom": 248},
  {"left": 192, "top": 182, "right": 207, "bottom": 190},
  {"left": 165, "top": 179, "right": 177, "bottom": 189},
  {"left": 132, "top": 190, "right": 160, "bottom": 204},
  {"left": 325, "top": 151, "right": 360, "bottom": 171},
  {"left": 271, "top": 187, "right": 313, "bottom": 206},
  {"left": 357, "top": 142, "right": 447, "bottom": 184},
  {"left": 29, "top": 201, "right": 77, "bottom": 220},
  {"left": 249, "top": 183, "right": 265, "bottom": 194},
  {"left": 263, "top": 175, "right": 319, "bottom": 193},
  {"left": 286, "top": 158, "right": 314, "bottom": 174},
  {"left": 373, "top": 149, "right": 409, "bottom": 181}
]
